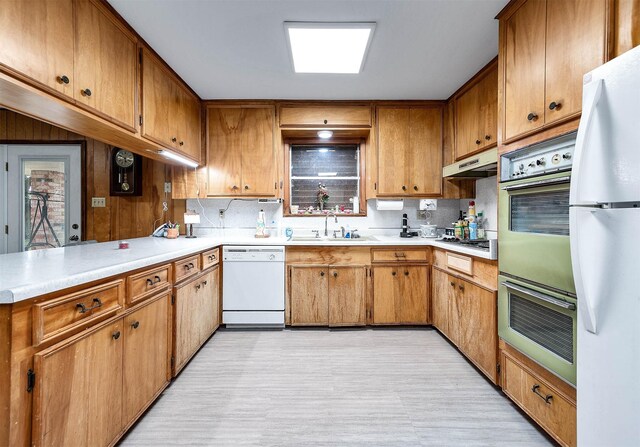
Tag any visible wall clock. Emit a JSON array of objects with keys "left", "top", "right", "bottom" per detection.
[{"left": 110, "top": 147, "right": 142, "bottom": 196}]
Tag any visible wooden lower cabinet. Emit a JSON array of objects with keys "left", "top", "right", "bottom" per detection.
[
  {"left": 173, "top": 267, "right": 219, "bottom": 375},
  {"left": 123, "top": 293, "right": 171, "bottom": 425},
  {"left": 372, "top": 265, "right": 429, "bottom": 324},
  {"left": 289, "top": 265, "right": 367, "bottom": 326},
  {"left": 33, "top": 319, "right": 124, "bottom": 447},
  {"left": 501, "top": 343, "right": 576, "bottom": 447},
  {"left": 432, "top": 266, "right": 497, "bottom": 383},
  {"left": 290, "top": 266, "right": 329, "bottom": 325}
]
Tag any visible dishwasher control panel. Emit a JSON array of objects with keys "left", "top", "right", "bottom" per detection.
[{"left": 223, "top": 246, "right": 285, "bottom": 262}]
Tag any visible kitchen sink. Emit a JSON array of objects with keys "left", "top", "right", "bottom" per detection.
[{"left": 290, "top": 236, "right": 378, "bottom": 242}]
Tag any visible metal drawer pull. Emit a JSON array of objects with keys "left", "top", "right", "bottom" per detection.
[
  {"left": 333, "top": 272, "right": 338, "bottom": 278},
  {"left": 394, "top": 252, "right": 406, "bottom": 258},
  {"left": 112, "top": 331, "right": 121, "bottom": 340},
  {"left": 404, "top": 271, "right": 409, "bottom": 276},
  {"left": 450, "top": 281, "right": 455, "bottom": 287},
  {"left": 146, "top": 275, "right": 162, "bottom": 286},
  {"left": 185, "top": 262, "right": 195, "bottom": 270},
  {"left": 202, "top": 280, "right": 208, "bottom": 286},
  {"left": 502, "top": 282, "right": 576, "bottom": 310},
  {"left": 209, "top": 255, "right": 216, "bottom": 261},
  {"left": 76, "top": 298, "right": 102, "bottom": 314},
  {"left": 531, "top": 384, "right": 553, "bottom": 404},
  {"left": 458, "top": 284, "right": 464, "bottom": 291},
  {"left": 131, "top": 321, "right": 140, "bottom": 329},
  {"left": 501, "top": 176, "right": 570, "bottom": 192},
  {"left": 196, "top": 284, "right": 201, "bottom": 291}
]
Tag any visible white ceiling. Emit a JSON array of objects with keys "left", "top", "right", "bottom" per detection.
[{"left": 109, "top": 0, "right": 507, "bottom": 100}]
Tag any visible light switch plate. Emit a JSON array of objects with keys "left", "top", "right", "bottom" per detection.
[
  {"left": 164, "top": 182, "right": 172, "bottom": 193},
  {"left": 92, "top": 197, "right": 106, "bottom": 207}
]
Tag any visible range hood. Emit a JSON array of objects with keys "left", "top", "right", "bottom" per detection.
[{"left": 443, "top": 147, "right": 498, "bottom": 179}]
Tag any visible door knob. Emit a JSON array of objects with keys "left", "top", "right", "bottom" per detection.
[
  {"left": 131, "top": 321, "right": 140, "bottom": 329},
  {"left": 57, "top": 75, "right": 70, "bottom": 85},
  {"left": 549, "top": 101, "right": 561, "bottom": 110},
  {"left": 333, "top": 272, "right": 338, "bottom": 278},
  {"left": 475, "top": 139, "right": 481, "bottom": 145},
  {"left": 81, "top": 88, "right": 92, "bottom": 97},
  {"left": 527, "top": 112, "right": 538, "bottom": 121}
]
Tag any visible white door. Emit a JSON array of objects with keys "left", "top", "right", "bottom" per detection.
[{"left": 5, "top": 145, "right": 82, "bottom": 253}]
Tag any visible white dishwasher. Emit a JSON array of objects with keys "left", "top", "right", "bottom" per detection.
[{"left": 222, "top": 245, "right": 285, "bottom": 327}]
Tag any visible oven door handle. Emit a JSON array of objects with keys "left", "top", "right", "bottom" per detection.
[
  {"left": 501, "top": 176, "right": 571, "bottom": 192},
  {"left": 501, "top": 281, "right": 576, "bottom": 310}
]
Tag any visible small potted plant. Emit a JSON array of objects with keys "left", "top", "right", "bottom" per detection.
[{"left": 316, "top": 183, "right": 330, "bottom": 211}]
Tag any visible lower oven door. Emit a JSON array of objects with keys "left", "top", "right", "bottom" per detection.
[
  {"left": 498, "top": 275, "right": 577, "bottom": 385},
  {"left": 498, "top": 171, "right": 574, "bottom": 293}
]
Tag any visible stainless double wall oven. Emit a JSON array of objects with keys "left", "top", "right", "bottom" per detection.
[{"left": 498, "top": 133, "right": 577, "bottom": 384}]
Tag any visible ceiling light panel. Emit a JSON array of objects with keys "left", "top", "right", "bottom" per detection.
[{"left": 285, "top": 22, "right": 375, "bottom": 74}]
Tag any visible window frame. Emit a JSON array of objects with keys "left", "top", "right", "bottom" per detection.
[{"left": 283, "top": 138, "right": 367, "bottom": 217}]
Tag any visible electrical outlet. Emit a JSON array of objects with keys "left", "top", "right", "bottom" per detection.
[
  {"left": 219, "top": 209, "right": 225, "bottom": 219},
  {"left": 417, "top": 210, "right": 428, "bottom": 220},
  {"left": 92, "top": 197, "right": 106, "bottom": 208},
  {"left": 164, "top": 182, "right": 172, "bottom": 193}
]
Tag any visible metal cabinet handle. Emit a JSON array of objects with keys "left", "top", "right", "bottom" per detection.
[
  {"left": 154, "top": 275, "right": 161, "bottom": 283},
  {"left": 394, "top": 252, "right": 406, "bottom": 258},
  {"left": 485, "top": 135, "right": 491, "bottom": 141},
  {"left": 458, "top": 284, "right": 464, "bottom": 291},
  {"left": 402, "top": 185, "right": 407, "bottom": 191},
  {"left": 76, "top": 298, "right": 102, "bottom": 314},
  {"left": 333, "top": 272, "right": 338, "bottom": 278},
  {"left": 196, "top": 284, "right": 201, "bottom": 291},
  {"left": 527, "top": 112, "right": 538, "bottom": 121},
  {"left": 413, "top": 185, "right": 418, "bottom": 191},
  {"left": 81, "top": 88, "right": 92, "bottom": 97},
  {"left": 475, "top": 139, "right": 481, "bottom": 145},
  {"left": 202, "top": 280, "right": 208, "bottom": 286},
  {"left": 450, "top": 281, "right": 455, "bottom": 287},
  {"left": 112, "top": 331, "right": 121, "bottom": 340},
  {"left": 131, "top": 321, "right": 140, "bottom": 329},
  {"left": 179, "top": 141, "right": 184, "bottom": 146},
  {"left": 531, "top": 384, "right": 553, "bottom": 404},
  {"left": 146, "top": 275, "right": 162, "bottom": 286},
  {"left": 244, "top": 185, "right": 250, "bottom": 190},
  {"left": 57, "top": 75, "right": 70, "bottom": 85},
  {"left": 171, "top": 137, "right": 177, "bottom": 143},
  {"left": 146, "top": 278, "right": 153, "bottom": 286},
  {"left": 231, "top": 185, "right": 238, "bottom": 190},
  {"left": 209, "top": 255, "right": 216, "bottom": 261},
  {"left": 549, "top": 101, "right": 561, "bottom": 111},
  {"left": 323, "top": 119, "right": 328, "bottom": 124},
  {"left": 392, "top": 271, "right": 397, "bottom": 276},
  {"left": 320, "top": 271, "right": 325, "bottom": 277},
  {"left": 404, "top": 271, "right": 409, "bottom": 276}
]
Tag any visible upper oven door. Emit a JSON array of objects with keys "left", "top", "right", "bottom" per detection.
[{"left": 498, "top": 171, "right": 574, "bottom": 294}]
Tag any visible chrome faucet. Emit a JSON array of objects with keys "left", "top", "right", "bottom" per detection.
[{"left": 324, "top": 212, "right": 338, "bottom": 237}]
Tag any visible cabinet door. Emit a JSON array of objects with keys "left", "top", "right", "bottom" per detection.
[
  {"left": 123, "top": 293, "right": 170, "bottom": 425},
  {"left": 455, "top": 83, "right": 481, "bottom": 160},
  {"left": 478, "top": 65, "right": 498, "bottom": 149},
  {"left": 328, "top": 266, "right": 366, "bottom": 326},
  {"left": 173, "top": 276, "right": 203, "bottom": 373},
  {"left": 279, "top": 105, "right": 372, "bottom": 127},
  {"left": 141, "top": 49, "right": 180, "bottom": 148},
  {"left": 398, "top": 265, "right": 429, "bottom": 323},
  {"left": 431, "top": 268, "right": 451, "bottom": 335},
  {"left": 290, "top": 266, "right": 329, "bottom": 325},
  {"left": 448, "top": 278, "right": 463, "bottom": 347},
  {"left": 199, "top": 266, "right": 220, "bottom": 338},
  {"left": 408, "top": 107, "right": 442, "bottom": 196},
  {"left": 74, "top": 0, "right": 137, "bottom": 129},
  {"left": 458, "top": 279, "right": 498, "bottom": 383},
  {"left": 544, "top": 0, "right": 606, "bottom": 125},
  {"left": 372, "top": 266, "right": 402, "bottom": 324},
  {"left": 176, "top": 85, "right": 202, "bottom": 163},
  {"left": 376, "top": 107, "right": 409, "bottom": 195},
  {"left": 0, "top": 0, "right": 74, "bottom": 95},
  {"left": 206, "top": 107, "right": 244, "bottom": 195},
  {"left": 33, "top": 320, "right": 123, "bottom": 447},
  {"left": 240, "top": 106, "right": 276, "bottom": 196},
  {"left": 503, "top": 0, "right": 546, "bottom": 141}
]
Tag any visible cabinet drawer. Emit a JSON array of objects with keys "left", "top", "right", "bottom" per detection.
[
  {"left": 173, "top": 255, "right": 201, "bottom": 284},
  {"left": 279, "top": 105, "right": 372, "bottom": 127},
  {"left": 502, "top": 352, "right": 576, "bottom": 447},
  {"left": 446, "top": 252, "right": 473, "bottom": 275},
  {"left": 371, "top": 248, "right": 429, "bottom": 263},
  {"left": 33, "top": 279, "right": 124, "bottom": 345},
  {"left": 127, "top": 264, "right": 171, "bottom": 305},
  {"left": 201, "top": 247, "right": 220, "bottom": 270}
]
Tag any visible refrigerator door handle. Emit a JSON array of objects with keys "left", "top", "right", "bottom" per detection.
[
  {"left": 570, "top": 209, "right": 598, "bottom": 333},
  {"left": 570, "top": 78, "right": 603, "bottom": 205}
]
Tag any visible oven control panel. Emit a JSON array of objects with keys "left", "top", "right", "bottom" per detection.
[{"left": 500, "top": 133, "right": 576, "bottom": 182}]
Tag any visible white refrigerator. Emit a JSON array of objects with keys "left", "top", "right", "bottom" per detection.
[{"left": 570, "top": 45, "right": 640, "bottom": 446}]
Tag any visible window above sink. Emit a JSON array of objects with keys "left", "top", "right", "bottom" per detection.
[{"left": 284, "top": 142, "right": 366, "bottom": 217}]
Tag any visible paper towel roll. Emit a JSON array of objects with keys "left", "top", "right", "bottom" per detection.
[{"left": 376, "top": 199, "right": 404, "bottom": 211}]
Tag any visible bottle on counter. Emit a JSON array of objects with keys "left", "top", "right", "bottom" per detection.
[
  {"left": 477, "top": 211, "right": 486, "bottom": 239},
  {"left": 469, "top": 220, "right": 478, "bottom": 240},
  {"left": 468, "top": 200, "right": 476, "bottom": 218},
  {"left": 255, "top": 209, "right": 267, "bottom": 237}
]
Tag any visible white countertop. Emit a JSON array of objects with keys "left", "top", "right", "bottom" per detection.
[{"left": 0, "top": 233, "right": 495, "bottom": 304}]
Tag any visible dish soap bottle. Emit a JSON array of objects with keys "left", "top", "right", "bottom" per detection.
[{"left": 255, "top": 209, "right": 267, "bottom": 237}]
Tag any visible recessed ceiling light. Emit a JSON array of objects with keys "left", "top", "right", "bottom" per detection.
[
  {"left": 285, "top": 22, "right": 376, "bottom": 74},
  {"left": 317, "top": 130, "right": 334, "bottom": 139}
]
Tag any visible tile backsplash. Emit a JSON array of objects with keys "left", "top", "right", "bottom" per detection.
[{"left": 186, "top": 198, "right": 463, "bottom": 235}]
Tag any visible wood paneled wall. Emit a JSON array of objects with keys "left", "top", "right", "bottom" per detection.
[{"left": 0, "top": 109, "right": 185, "bottom": 242}]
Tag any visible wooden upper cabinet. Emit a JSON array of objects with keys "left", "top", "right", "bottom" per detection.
[
  {"left": 544, "top": 0, "right": 607, "bottom": 125},
  {"left": 376, "top": 106, "right": 442, "bottom": 197},
  {"left": 500, "top": 0, "right": 609, "bottom": 143},
  {"left": 74, "top": 0, "right": 137, "bottom": 130},
  {"left": 454, "top": 60, "right": 497, "bottom": 160},
  {"left": 376, "top": 107, "right": 410, "bottom": 195},
  {"left": 0, "top": 0, "right": 74, "bottom": 95},
  {"left": 503, "top": 0, "right": 547, "bottom": 141},
  {"left": 206, "top": 106, "right": 276, "bottom": 196},
  {"left": 409, "top": 107, "right": 442, "bottom": 196},
  {"left": 279, "top": 105, "right": 372, "bottom": 127},
  {"left": 141, "top": 48, "right": 201, "bottom": 164}
]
